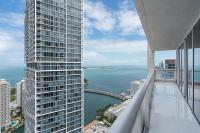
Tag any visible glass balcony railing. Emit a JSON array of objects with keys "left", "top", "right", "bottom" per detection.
[
  {"left": 155, "top": 69, "right": 176, "bottom": 81},
  {"left": 109, "top": 69, "right": 200, "bottom": 133}
]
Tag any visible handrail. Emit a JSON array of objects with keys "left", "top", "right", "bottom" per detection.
[
  {"left": 155, "top": 69, "right": 176, "bottom": 82},
  {"left": 155, "top": 69, "right": 176, "bottom": 71},
  {"left": 108, "top": 71, "right": 155, "bottom": 133}
]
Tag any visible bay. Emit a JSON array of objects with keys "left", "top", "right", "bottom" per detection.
[{"left": 0, "top": 66, "right": 147, "bottom": 132}]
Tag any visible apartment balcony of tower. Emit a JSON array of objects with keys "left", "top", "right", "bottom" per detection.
[{"left": 109, "top": 0, "right": 200, "bottom": 133}]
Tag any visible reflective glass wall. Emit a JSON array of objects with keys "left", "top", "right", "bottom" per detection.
[
  {"left": 194, "top": 20, "right": 200, "bottom": 120},
  {"left": 187, "top": 32, "right": 193, "bottom": 107},
  {"left": 179, "top": 44, "right": 184, "bottom": 93},
  {"left": 178, "top": 19, "right": 200, "bottom": 122}
]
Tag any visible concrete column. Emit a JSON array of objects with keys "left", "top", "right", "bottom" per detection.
[
  {"left": 147, "top": 45, "right": 155, "bottom": 72},
  {"left": 183, "top": 40, "right": 188, "bottom": 99},
  {"left": 176, "top": 49, "right": 180, "bottom": 86},
  {"left": 145, "top": 44, "right": 154, "bottom": 131}
]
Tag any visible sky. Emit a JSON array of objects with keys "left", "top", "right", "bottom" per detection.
[{"left": 0, "top": 0, "right": 175, "bottom": 68}]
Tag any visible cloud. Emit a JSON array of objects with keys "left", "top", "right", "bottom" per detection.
[
  {"left": 0, "top": 28, "right": 24, "bottom": 68},
  {"left": 0, "top": 12, "right": 24, "bottom": 27},
  {"left": 84, "top": 0, "right": 144, "bottom": 37},
  {"left": 118, "top": 10, "right": 143, "bottom": 35},
  {"left": 117, "top": 0, "right": 144, "bottom": 35},
  {"left": 0, "top": 0, "right": 147, "bottom": 68},
  {"left": 84, "top": 51, "right": 147, "bottom": 66},
  {"left": 85, "top": 0, "right": 116, "bottom": 32},
  {"left": 85, "top": 39, "right": 147, "bottom": 54},
  {"left": 84, "top": 39, "right": 147, "bottom": 66},
  {"left": 84, "top": 0, "right": 147, "bottom": 66}
]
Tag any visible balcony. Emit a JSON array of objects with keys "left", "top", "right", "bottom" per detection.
[
  {"left": 109, "top": 70, "right": 200, "bottom": 133},
  {"left": 107, "top": 0, "right": 200, "bottom": 132}
]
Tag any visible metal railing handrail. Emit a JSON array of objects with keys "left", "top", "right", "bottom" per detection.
[
  {"left": 155, "top": 68, "right": 176, "bottom": 71},
  {"left": 108, "top": 71, "right": 154, "bottom": 133},
  {"left": 155, "top": 69, "right": 176, "bottom": 82}
]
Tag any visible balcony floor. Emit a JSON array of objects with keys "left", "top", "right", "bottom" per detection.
[{"left": 149, "top": 82, "right": 200, "bottom": 133}]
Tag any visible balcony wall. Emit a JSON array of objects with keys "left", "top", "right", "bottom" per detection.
[{"left": 109, "top": 70, "right": 200, "bottom": 133}]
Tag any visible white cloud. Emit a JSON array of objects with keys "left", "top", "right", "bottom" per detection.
[
  {"left": 84, "top": 0, "right": 147, "bottom": 66},
  {"left": 0, "top": 29, "right": 24, "bottom": 68},
  {"left": 0, "top": 0, "right": 147, "bottom": 68},
  {"left": 85, "top": 0, "right": 116, "bottom": 32},
  {"left": 0, "top": 12, "right": 24, "bottom": 27},
  {"left": 84, "top": 52, "right": 109, "bottom": 66},
  {"left": 118, "top": 10, "right": 142, "bottom": 35},
  {"left": 84, "top": 0, "right": 144, "bottom": 36},
  {"left": 117, "top": 1, "right": 144, "bottom": 35},
  {"left": 85, "top": 39, "right": 147, "bottom": 54},
  {"left": 84, "top": 51, "right": 147, "bottom": 66},
  {"left": 84, "top": 39, "right": 147, "bottom": 66}
]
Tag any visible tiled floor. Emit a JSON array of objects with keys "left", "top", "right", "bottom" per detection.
[{"left": 149, "top": 82, "right": 200, "bottom": 133}]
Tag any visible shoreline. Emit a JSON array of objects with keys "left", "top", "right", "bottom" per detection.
[{"left": 84, "top": 120, "right": 99, "bottom": 131}]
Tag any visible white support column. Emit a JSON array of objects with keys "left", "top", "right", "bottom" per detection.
[
  {"left": 147, "top": 45, "right": 155, "bottom": 72},
  {"left": 183, "top": 40, "right": 188, "bottom": 99},
  {"left": 176, "top": 49, "right": 180, "bottom": 86},
  {"left": 144, "top": 44, "right": 154, "bottom": 131}
]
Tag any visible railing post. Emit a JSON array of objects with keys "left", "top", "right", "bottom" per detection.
[{"left": 145, "top": 45, "right": 154, "bottom": 131}]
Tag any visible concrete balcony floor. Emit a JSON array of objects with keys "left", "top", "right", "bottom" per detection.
[{"left": 149, "top": 82, "right": 200, "bottom": 133}]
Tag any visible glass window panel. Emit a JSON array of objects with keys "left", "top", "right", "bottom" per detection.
[
  {"left": 194, "top": 20, "right": 200, "bottom": 121},
  {"left": 187, "top": 32, "right": 193, "bottom": 107},
  {"left": 179, "top": 44, "right": 184, "bottom": 93}
]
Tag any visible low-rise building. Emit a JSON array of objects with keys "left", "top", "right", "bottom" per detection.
[
  {"left": 165, "top": 59, "right": 176, "bottom": 69},
  {"left": 104, "top": 100, "right": 131, "bottom": 122},
  {"left": 130, "top": 79, "right": 146, "bottom": 96}
]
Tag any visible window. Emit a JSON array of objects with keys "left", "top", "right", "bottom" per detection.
[
  {"left": 193, "top": 20, "right": 200, "bottom": 121},
  {"left": 187, "top": 32, "right": 193, "bottom": 107}
]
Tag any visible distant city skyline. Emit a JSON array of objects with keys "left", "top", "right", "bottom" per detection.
[{"left": 0, "top": 0, "right": 175, "bottom": 68}]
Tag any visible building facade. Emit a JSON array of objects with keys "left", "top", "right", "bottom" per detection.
[
  {"left": 130, "top": 79, "right": 145, "bottom": 97},
  {"left": 0, "top": 79, "right": 11, "bottom": 129},
  {"left": 164, "top": 59, "right": 176, "bottom": 79},
  {"left": 24, "top": 0, "right": 83, "bottom": 132},
  {"left": 16, "top": 80, "right": 24, "bottom": 108},
  {"left": 164, "top": 59, "right": 176, "bottom": 69}
]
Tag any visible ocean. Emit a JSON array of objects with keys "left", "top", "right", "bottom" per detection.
[{"left": 0, "top": 66, "right": 147, "bottom": 132}]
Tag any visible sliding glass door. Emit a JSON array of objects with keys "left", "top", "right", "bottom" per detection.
[
  {"left": 177, "top": 19, "right": 200, "bottom": 122},
  {"left": 187, "top": 32, "right": 193, "bottom": 107},
  {"left": 194, "top": 20, "right": 200, "bottom": 121}
]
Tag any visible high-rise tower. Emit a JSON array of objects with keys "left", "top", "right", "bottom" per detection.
[
  {"left": 24, "top": 0, "right": 83, "bottom": 132},
  {"left": 0, "top": 79, "right": 11, "bottom": 129},
  {"left": 16, "top": 80, "right": 24, "bottom": 108}
]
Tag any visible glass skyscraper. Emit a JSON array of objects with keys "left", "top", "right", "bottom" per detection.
[
  {"left": 0, "top": 79, "right": 11, "bottom": 129},
  {"left": 24, "top": 0, "right": 83, "bottom": 132}
]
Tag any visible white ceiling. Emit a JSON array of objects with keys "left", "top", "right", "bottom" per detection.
[{"left": 134, "top": 0, "right": 200, "bottom": 51}]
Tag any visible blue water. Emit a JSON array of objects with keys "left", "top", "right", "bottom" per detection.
[
  {"left": 0, "top": 67, "right": 24, "bottom": 85},
  {"left": 10, "top": 121, "right": 17, "bottom": 127},
  {"left": 85, "top": 66, "right": 147, "bottom": 94},
  {"left": 0, "top": 66, "right": 147, "bottom": 132}
]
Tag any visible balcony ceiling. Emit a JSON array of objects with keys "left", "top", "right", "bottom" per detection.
[{"left": 134, "top": 0, "right": 200, "bottom": 51}]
